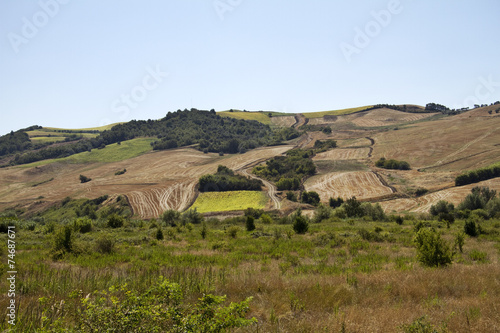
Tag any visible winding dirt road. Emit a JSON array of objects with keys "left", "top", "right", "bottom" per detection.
[{"left": 240, "top": 168, "right": 281, "bottom": 209}]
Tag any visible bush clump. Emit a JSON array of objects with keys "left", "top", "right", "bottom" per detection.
[
  {"left": 292, "top": 209, "right": 309, "bottom": 234},
  {"left": 40, "top": 277, "right": 256, "bottom": 332},
  {"left": 413, "top": 228, "right": 453, "bottom": 267},
  {"left": 107, "top": 214, "right": 124, "bottom": 228},
  {"left": 375, "top": 157, "right": 410, "bottom": 170}
]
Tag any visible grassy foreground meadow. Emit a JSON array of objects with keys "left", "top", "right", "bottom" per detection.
[{"left": 0, "top": 213, "right": 499, "bottom": 332}]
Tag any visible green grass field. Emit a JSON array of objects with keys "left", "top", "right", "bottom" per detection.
[
  {"left": 218, "top": 111, "right": 273, "bottom": 124},
  {"left": 303, "top": 105, "right": 373, "bottom": 118},
  {"left": 18, "top": 138, "right": 155, "bottom": 168},
  {"left": 44, "top": 123, "right": 123, "bottom": 131},
  {"left": 191, "top": 191, "right": 268, "bottom": 213}
]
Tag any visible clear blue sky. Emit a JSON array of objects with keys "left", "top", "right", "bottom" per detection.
[{"left": 1, "top": 0, "right": 499, "bottom": 135}]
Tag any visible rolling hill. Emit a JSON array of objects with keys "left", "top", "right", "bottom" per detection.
[{"left": 1, "top": 103, "right": 500, "bottom": 218}]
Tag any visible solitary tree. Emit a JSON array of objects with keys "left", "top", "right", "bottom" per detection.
[{"left": 79, "top": 175, "right": 91, "bottom": 183}]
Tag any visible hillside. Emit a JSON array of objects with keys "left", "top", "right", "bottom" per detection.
[
  {"left": 1, "top": 104, "right": 500, "bottom": 218},
  {"left": 0, "top": 109, "right": 285, "bottom": 167}
]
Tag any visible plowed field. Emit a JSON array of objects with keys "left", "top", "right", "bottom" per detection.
[
  {"left": 270, "top": 116, "right": 296, "bottom": 127},
  {"left": 313, "top": 148, "right": 370, "bottom": 161},
  {"left": 304, "top": 171, "right": 393, "bottom": 202},
  {"left": 307, "top": 108, "right": 437, "bottom": 128}
]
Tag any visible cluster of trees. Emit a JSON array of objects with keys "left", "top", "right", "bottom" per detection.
[
  {"left": 10, "top": 135, "right": 101, "bottom": 165},
  {"left": 299, "top": 124, "right": 332, "bottom": 133},
  {"left": 425, "top": 103, "right": 449, "bottom": 112},
  {"left": 430, "top": 186, "right": 500, "bottom": 225},
  {"left": 455, "top": 164, "right": 500, "bottom": 186},
  {"left": 313, "top": 139, "right": 337, "bottom": 151},
  {"left": 0, "top": 130, "right": 33, "bottom": 157},
  {"left": 371, "top": 104, "right": 427, "bottom": 113},
  {"left": 198, "top": 165, "right": 263, "bottom": 192},
  {"left": 308, "top": 196, "right": 386, "bottom": 224},
  {"left": 300, "top": 191, "right": 320, "bottom": 206},
  {"left": 253, "top": 148, "right": 317, "bottom": 190},
  {"left": 375, "top": 157, "right": 410, "bottom": 170},
  {"left": 151, "top": 109, "right": 276, "bottom": 154}
]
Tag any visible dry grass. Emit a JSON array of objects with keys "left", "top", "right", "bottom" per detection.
[
  {"left": 1, "top": 217, "right": 499, "bottom": 332},
  {"left": 304, "top": 171, "right": 393, "bottom": 202},
  {"left": 227, "top": 264, "right": 500, "bottom": 332},
  {"left": 303, "top": 106, "right": 373, "bottom": 118}
]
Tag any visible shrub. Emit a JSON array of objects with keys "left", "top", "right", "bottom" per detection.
[
  {"left": 395, "top": 215, "right": 404, "bottom": 225},
  {"left": 455, "top": 232, "right": 465, "bottom": 253},
  {"left": 464, "top": 220, "right": 479, "bottom": 237},
  {"left": 486, "top": 197, "right": 500, "bottom": 218},
  {"left": 430, "top": 200, "right": 454, "bottom": 216},
  {"left": 161, "top": 209, "right": 180, "bottom": 226},
  {"left": 114, "top": 169, "right": 127, "bottom": 176},
  {"left": 413, "top": 228, "right": 453, "bottom": 267},
  {"left": 415, "top": 188, "right": 428, "bottom": 197},
  {"left": 375, "top": 157, "right": 410, "bottom": 170},
  {"left": 73, "top": 218, "right": 92, "bottom": 233},
  {"left": 329, "top": 197, "right": 344, "bottom": 209},
  {"left": 227, "top": 226, "right": 239, "bottom": 239},
  {"left": 260, "top": 214, "right": 273, "bottom": 224},
  {"left": 438, "top": 212, "right": 455, "bottom": 227},
  {"left": 301, "top": 191, "right": 320, "bottom": 206},
  {"left": 312, "top": 204, "right": 332, "bottom": 223},
  {"left": 107, "top": 214, "right": 124, "bottom": 228},
  {"left": 343, "top": 196, "right": 363, "bottom": 218},
  {"left": 79, "top": 175, "right": 91, "bottom": 183},
  {"left": 42, "top": 277, "right": 256, "bottom": 332},
  {"left": 24, "top": 221, "right": 36, "bottom": 231},
  {"left": 458, "top": 193, "right": 485, "bottom": 211},
  {"left": 156, "top": 228, "right": 164, "bottom": 240},
  {"left": 358, "top": 228, "right": 384, "bottom": 242},
  {"left": 95, "top": 236, "right": 115, "bottom": 254},
  {"left": 470, "top": 209, "right": 488, "bottom": 221},
  {"left": 181, "top": 208, "right": 204, "bottom": 225},
  {"left": 201, "top": 221, "right": 208, "bottom": 239},
  {"left": 52, "top": 225, "right": 73, "bottom": 259},
  {"left": 244, "top": 207, "right": 263, "bottom": 219},
  {"left": 286, "top": 191, "right": 297, "bottom": 202},
  {"left": 360, "top": 202, "right": 386, "bottom": 221},
  {"left": 413, "top": 221, "right": 432, "bottom": 233},
  {"left": 292, "top": 209, "right": 309, "bottom": 234},
  {"left": 276, "top": 177, "right": 300, "bottom": 191},
  {"left": 245, "top": 216, "right": 256, "bottom": 231}
]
